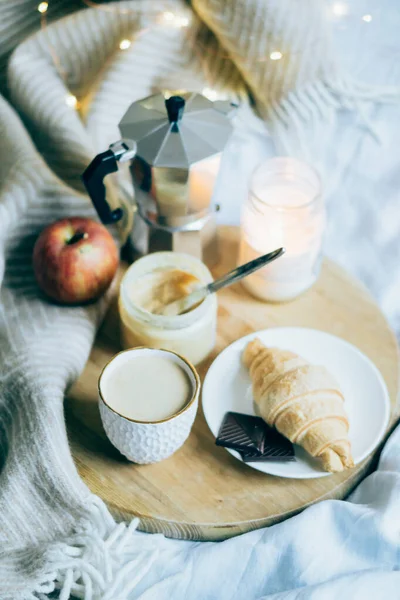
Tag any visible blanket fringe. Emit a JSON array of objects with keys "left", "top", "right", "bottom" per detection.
[{"left": 33, "top": 497, "right": 156, "bottom": 600}]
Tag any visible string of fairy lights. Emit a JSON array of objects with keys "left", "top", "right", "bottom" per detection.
[
  {"left": 36, "top": 1, "right": 374, "bottom": 109},
  {"left": 36, "top": 1, "right": 197, "bottom": 108},
  {"left": 331, "top": 2, "right": 372, "bottom": 21}
]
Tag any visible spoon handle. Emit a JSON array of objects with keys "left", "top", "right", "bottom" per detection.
[
  {"left": 173, "top": 247, "right": 285, "bottom": 315},
  {"left": 207, "top": 247, "right": 285, "bottom": 295}
]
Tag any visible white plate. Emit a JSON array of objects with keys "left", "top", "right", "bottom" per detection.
[{"left": 202, "top": 327, "right": 390, "bottom": 479}]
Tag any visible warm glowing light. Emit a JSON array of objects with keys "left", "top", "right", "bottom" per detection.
[
  {"left": 176, "top": 16, "right": 189, "bottom": 27},
  {"left": 119, "top": 39, "right": 131, "bottom": 50},
  {"left": 65, "top": 94, "right": 78, "bottom": 108},
  {"left": 161, "top": 11, "right": 190, "bottom": 28},
  {"left": 202, "top": 87, "right": 218, "bottom": 101},
  {"left": 163, "top": 11, "right": 175, "bottom": 21},
  {"left": 270, "top": 51, "right": 283, "bottom": 61},
  {"left": 332, "top": 2, "right": 349, "bottom": 16},
  {"left": 362, "top": 14, "right": 372, "bottom": 22},
  {"left": 37, "top": 2, "right": 48, "bottom": 13}
]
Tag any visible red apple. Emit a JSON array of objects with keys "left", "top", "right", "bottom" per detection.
[{"left": 33, "top": 217, "right": 119, "bottom": 305}]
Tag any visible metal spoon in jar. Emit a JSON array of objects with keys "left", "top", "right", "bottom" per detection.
[{"left": 156, "top": 247, "right": 285, "bottom": 317}]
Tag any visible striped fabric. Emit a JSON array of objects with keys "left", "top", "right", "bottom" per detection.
[
  {"left": 0, "top": 1, "right": 397, "bottom": 598},
  {"left": 192, "top": 0, "right": 338, "bottom": 109},
  {"left": 0, "top": 0, "right": 83, "bottom": 96}
]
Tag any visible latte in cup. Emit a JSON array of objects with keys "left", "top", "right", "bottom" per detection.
[
  {"left": 102, "top": 354, "right": 192, "bottom": 422},
  {"left": 98, "top": 347, "right": 200, "bottom": 464}
]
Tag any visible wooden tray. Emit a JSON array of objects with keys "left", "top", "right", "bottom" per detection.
[{"left": 66, "top": 226, "right": 400, "bottom": 541}]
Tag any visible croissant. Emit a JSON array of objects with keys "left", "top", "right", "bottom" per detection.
[{"left": 242, "top": 338, "right": 354, "bottom": 473}]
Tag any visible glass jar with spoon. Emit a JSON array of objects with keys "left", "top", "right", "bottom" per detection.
[
  {"left": 119, "top": 252, "right": 217, "bottom": 366},
  {"left": 119, "top": 249, "right": 284, "bottom": 366}
]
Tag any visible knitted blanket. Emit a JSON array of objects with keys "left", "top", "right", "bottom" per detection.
[{"left": 0, "top": 1, "right": 398, "bottom": 598}]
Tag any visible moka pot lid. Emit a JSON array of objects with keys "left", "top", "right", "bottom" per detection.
[{"left": 118, "top": 92, "right": 236, "bottom": 169}]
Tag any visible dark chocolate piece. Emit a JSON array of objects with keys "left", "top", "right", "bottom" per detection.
[
  {"left": 241, "top": 449, "right": 295, "bottom": 462},
  {"left": 216, "top": 412, "right": 265, "bottom": 455},
  {"left": 240, "top": 426, "right": 295, "bottom": 462}
]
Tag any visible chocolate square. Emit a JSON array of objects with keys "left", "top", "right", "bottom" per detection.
[
  {"left": 240, "top": 425, "right": 295, "bottom": 462},
  {"left": 216, "top": 412, "right": 265, "bottom": 455}
]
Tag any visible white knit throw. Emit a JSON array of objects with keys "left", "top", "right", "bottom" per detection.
[{"left": 0, "top": 1, "right": 397, "bottom": 598}]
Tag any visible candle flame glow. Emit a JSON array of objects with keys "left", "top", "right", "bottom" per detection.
[
  {"left": 38, "top": 2, "right": 48, "bottom": 13},
  {"left": 362, "top": 14, "right": 372, "bottom": 22}
]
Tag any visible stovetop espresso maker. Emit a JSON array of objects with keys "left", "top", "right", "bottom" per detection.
[{"left": 82, "top": 92, "right": 236, "bottom": 264}]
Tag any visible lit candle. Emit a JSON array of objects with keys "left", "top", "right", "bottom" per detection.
[
  {"left": 148, "top": 154, "right": 221, "bottom": 218},
  {"left": 188, "top": 155, "right": 221, "bottom": 214},
  {"left": 239, "top": 157, "right": 325, "bottom": 302}
]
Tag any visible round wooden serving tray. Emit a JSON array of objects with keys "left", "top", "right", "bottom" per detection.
[{"left": 66, "top": 226, "right": 400, "bottom": 541}]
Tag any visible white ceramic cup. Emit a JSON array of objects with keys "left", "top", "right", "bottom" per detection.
[{"left": 98, "top": 347, "right": 200, "bottom": 464}]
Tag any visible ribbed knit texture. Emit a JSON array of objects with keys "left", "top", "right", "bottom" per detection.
[{"left": 0, "top": 1, "right": 397, "bottom": 598}]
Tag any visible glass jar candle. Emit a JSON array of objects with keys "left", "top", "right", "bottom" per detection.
[
  {"left": 239, "top": 157, "right": 325, "bottom": 302},
  {"left": 119, "top": 252, "right": 217, "bottom": 366}
]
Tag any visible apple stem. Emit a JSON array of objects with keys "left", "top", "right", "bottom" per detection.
[{"left": 67, "top": 231, "right": 89, "bottom": 245}]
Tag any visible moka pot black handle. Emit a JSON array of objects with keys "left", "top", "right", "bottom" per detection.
[{"left": 82, "top": 140, "right": 137, "bottom": 225}]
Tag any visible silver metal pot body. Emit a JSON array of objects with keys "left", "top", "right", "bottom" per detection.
[{"left": 82, "top": 92, "right": 236, "bottom": 264}]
